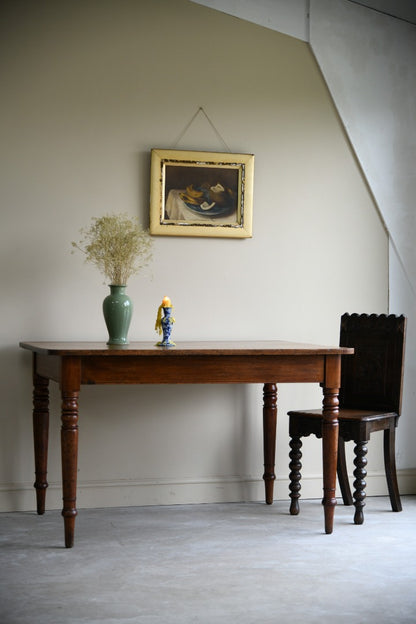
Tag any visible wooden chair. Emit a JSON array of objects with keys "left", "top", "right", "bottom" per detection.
[{"left": 288, "top": 313, "right": 406, "bottom": 524}]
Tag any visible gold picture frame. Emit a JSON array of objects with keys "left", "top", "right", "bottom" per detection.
[{"left": 150, "top": 149, "right": 254, "bottom": 238}]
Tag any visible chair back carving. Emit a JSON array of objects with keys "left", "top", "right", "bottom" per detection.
[{"left": 339, "top": 313, "right": 406, "bottom": 414}]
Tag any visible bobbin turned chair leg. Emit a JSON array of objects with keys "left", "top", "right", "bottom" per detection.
[
  {"left": 289, "top": 435, "right": 302, "bottom": 515},
  {"left": 352, "top": 440, "right": 368, "bottom": 525}
]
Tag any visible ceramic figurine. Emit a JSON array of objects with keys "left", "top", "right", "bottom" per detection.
[{"left": 155, "top": 296, "right": 176, "bottom": 347}]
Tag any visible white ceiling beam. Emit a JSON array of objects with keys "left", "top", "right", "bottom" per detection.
[{"left": 189, "top": 0, "right": 310, "bottom": 41}]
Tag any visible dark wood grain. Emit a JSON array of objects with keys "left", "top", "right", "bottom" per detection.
[
  {"left": 19, "top": 340, "right": 354, "bottom": 356},
  {"left": 263, "top": 383, "right": 277, "bottom": 504},
  {"left": 32, "top": 358, "right": 49, "bottom": 515},
  {"left": 20, "top": 340, "right": 353, "bottom": 546},
  {"left": 288, "top": 313, "right": 406, "bottom": 525}
]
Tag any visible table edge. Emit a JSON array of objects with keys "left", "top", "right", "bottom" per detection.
[{"left": 19, "top": 340, "right": 354, "bottom": 356}]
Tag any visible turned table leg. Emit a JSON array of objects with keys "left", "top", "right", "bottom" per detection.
[
  {"left": 33, "top": 369, "right": 49, "bottom": 515},
  {"left": 263, "top": 383, "right": 277, "bottom": 505},
  {"left": 61, "top": 390, "right": 79, "bottom": 548},
  {"left": 321, "top": 386, "right": 339, "bottom": 534},
  {"left": 60, "top": 357, "right": 81, "bottom": 548}
]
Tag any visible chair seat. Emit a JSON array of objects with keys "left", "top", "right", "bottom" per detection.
[
  {"left": 288, "top": 408, "right": 398, "bottom": 422},
  {"left": 288, "top": 408, "right": 399, "bottom": 442}
]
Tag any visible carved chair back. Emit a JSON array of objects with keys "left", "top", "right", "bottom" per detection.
[{"left": 339, "top": 313, "right": 406, "bottom": 414}]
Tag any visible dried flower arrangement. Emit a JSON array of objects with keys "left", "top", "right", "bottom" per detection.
[{"left": 72, "top": 213, "right": 153, "bottom": 285}]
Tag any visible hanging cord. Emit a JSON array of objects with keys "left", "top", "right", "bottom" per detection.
[{"left": 171, "top": 106, "right": 231, "bottom": 152}]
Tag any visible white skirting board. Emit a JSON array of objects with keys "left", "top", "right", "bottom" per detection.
[{"left": 1, "top": 470, "right": 416, "bottom": 512}]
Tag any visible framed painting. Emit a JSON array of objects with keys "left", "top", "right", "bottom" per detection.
[{"left": 149, "top": 149, "right": 254, "bottom": 238}]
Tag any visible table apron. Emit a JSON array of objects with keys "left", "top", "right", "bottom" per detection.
[
  {"left": 77, "top": 354, "right": 326, "bottom": 385},
  {"left": 36, "top": 354, "right": 61, "bottom": 382}
]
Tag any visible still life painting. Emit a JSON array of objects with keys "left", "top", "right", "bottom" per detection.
[{"left": 150, "top": 149, "right": 254, "bottom": 238}]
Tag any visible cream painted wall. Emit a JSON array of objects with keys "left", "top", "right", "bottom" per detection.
[{"left": 1, "top": 0, "right": 388, "bottom": 512}]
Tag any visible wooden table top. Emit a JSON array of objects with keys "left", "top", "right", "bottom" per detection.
[{"left": 20, "top": 340, "right": 354, "bottom": 356}]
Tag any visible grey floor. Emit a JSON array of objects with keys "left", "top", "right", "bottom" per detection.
[{"left": 1, "top": 496, "right": 416, "bottom": 624}]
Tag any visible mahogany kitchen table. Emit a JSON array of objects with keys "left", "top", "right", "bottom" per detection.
[{"left": 19, "top": 340, "right": 353, "bottom": 547}]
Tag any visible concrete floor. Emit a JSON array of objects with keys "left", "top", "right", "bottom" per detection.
[{"left": 1, "top": 496, "right": 416, "bottom": 624}]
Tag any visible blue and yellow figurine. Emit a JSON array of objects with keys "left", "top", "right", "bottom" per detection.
[{"left": 155, "top": 296, "right": 176, "bottom": 347}]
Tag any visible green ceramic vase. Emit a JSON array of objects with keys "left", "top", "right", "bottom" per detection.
[{"left": 102, "top": 285, "right": 133, "bottom": 345}]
